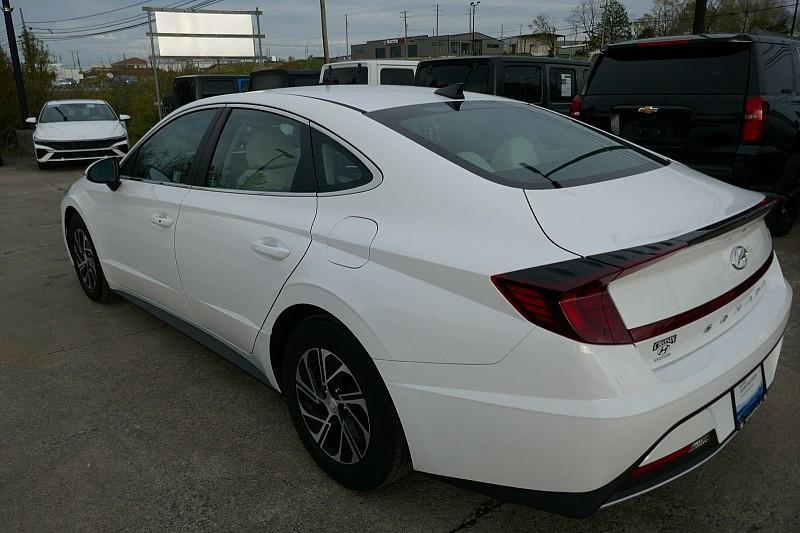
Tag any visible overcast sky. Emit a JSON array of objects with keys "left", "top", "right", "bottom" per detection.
[{"left": 2, "top": 0, "right": 655, "bottom": 65}]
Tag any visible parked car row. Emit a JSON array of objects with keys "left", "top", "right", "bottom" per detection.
[{"left": 61, "top": 81, "right": 792, "bottom": 517}]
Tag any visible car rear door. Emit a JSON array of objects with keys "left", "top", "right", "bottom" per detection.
[
  {"left": 580, "top": 42, "right": 751, "bottom": 176},
  {"left": 174, "top": 106, "right": 317, "bottom": 353}
]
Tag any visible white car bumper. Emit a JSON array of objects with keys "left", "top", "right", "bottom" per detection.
[
  {"left": 34, "top": 138, "right": 128, "bottom": 163},
  {"left": 375, "top": 258, "right": 792, "bottom": 516}
]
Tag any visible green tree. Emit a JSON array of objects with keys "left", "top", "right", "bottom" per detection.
[
  {"left": 0, "top": 48, "right": 19, "bottom": 145},
  {"left": 19, "top": 29, "right": 55, "bottom": 119},
  {"left": 600, "top": 0, "right": 633, "bottom": 45}
]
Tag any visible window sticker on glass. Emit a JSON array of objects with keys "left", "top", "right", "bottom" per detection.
[{"left": 561, "top": 74, "right": 572, "bottom": 97}]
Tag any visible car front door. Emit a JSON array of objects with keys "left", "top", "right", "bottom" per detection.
[
  {"left": 94, "top": 107, "right": 219, "bottom": 318},
  {"left": 174, "top": 107, "right": 318, "bottom": 353}
]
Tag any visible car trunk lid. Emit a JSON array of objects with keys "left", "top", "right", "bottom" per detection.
[{"left": 524, "top": 165, "right": 773, "bottom": 361}]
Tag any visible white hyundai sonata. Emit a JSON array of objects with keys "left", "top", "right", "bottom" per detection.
[{"left": 60, "top": 85, "right": 792, "bottom": 516}]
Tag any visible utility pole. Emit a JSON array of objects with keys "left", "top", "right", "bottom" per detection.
[
  {"left": 319, "top": 0, "right": 329, "bottom": 63},
  {"left": 435, "top": 4, "right": 439, "bottom": 36},
  {"left": 345, "top": 13, "right": 349, "bottom": 59},
  {"left": 693, "top": 0, "right": 707, "bottom": 34},
  {"left": 401, "top": 10, "right": 408, "bottom": 57},
  {"left": 76, "top": 50, "right": 82, "bottom": 73},
  {"left": 144, "top": 7, "right": 162, "bottom": 120},
  {"left": 793, "top": 0, "right": 799, "bottom": 36},
  {"left": 742, "top": 0, "right": 750, "bottom": 32},
  {"left": 2, "top": 0, "right": 29, "bottom": 125},
  {"left": 600, "top": 0, "right": 609, "bottom": 48},
  {"left": 470, "top": 2, "right": 480, "bottom": 55}
]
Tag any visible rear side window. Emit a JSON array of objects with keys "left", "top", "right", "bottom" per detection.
[
  {"left": 380, "top": 68, "right": 414, "bottom": 85},
  {"left": 201, "top": 79, "right": 235, "bottom": 98},
  {"left": 415, "top": 62, "right": 490, "bottom": 93},
  {"left": 250, "top": 73, "right": 286, "bottom": 90},
  {"left": 312, "top": 131, "right": 373, "bottom": 192},
  {"left": 323, "top": 66, "right": 368, "bottom": 85},
  {"left": 503, "top": 66, "right": 542, "bottom": 103},
  {"left": 369, "top": 101, "right": 663, "bottom": 189},
  {"left": 588, "top": 44, "right": 750, "bottom": 95},
  {"left": 548, "top": 68, "right": 576, "bottom": 103},
  {"left": 758, "top": 43, "right": 794, "bottom": 94}
]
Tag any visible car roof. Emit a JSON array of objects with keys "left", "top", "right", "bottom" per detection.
[
  {"left": 44, "top": 99, "right": 108, "bottom": 105},
  {"left": 174, "top": 74, "right": 249, "bottom": 80},
  {"left": 198, "top": 85, "right": 506, "bottom": 113},
  {"left": 608, "top": 31, "right": 800, "bottom": 49},
  {"left": 324, "top": 59, "right": 419, "bottom": 67},
  {"left": 417, "top": 55, "right": 591, "bottom": 66}
]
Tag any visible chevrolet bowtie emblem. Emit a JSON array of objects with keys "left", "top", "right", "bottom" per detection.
[{"left": 638, "top": 106, "right": 659, "bottom": 114}]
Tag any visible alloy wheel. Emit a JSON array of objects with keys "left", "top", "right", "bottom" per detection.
[
  {"left": 295, "top": 347, "right": 371, "bottom": 465},
  {"left": 73, "top": 228, "right": 97, "bottom": 291}
]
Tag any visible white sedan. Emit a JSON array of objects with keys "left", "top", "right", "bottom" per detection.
[
  {"left": 29, "top": 99, "right": 129, "bottom": 169},
  {"left": 60, "top": 85, "right": 792, "bottom": 516}
]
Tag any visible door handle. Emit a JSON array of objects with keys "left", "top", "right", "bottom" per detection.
[
  {"left": 251, "top": 239, "right": 290, "bottom": 260},
  {"left": 149, "top": 213, "right": 174, "bottom": 228}
]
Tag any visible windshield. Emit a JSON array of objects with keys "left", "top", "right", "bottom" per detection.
[
  {"left": 588, "top": 44, "right": 750, "bottom": 95},
  {"left": 368, "top": 101, "right": 664, "bottom": 189},
  {"left": 40, "top": 102, "right": 117, "bottom": 123}
]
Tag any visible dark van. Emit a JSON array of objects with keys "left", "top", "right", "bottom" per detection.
[
  {"left": 249, "top": 69, "right": 320, "bottom": 91},
  {"left": 574, "top": 32, "right": 800, "bottom": 234},
  {"left": 414, "top": 56, "right": 591, "bottom": 114},
  {"left": 162, "top": 75, "right": 250, "bottom": 115}
]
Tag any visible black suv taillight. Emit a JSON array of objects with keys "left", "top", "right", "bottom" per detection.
[
  {"left": 569, "top": 95, "right": 583, "bottom": 119},
  {"left": 741, "top": 95, "right": 768, "bottom": 143}
]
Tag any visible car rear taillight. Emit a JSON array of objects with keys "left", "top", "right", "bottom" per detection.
[
  {"left": 492, "top": 240, "right": 690, "bottom": 345},
  {"left": 569, "top": 95, "right": 582, "bottom": 118},
  {"left": 741, "top": 95, "right": 769, "bottom": 143},
  {"left": 492, "top": 257, "right": 635, "bottom": 345}
]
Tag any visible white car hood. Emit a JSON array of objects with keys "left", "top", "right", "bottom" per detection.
[
  {"left": 524, "top": 162, "right": 764, "bottom": 257},
  {"left": 34, "top": 121, "right": 126, "bottom": 142}
]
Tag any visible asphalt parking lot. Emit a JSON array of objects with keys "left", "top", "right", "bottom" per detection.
[{"left": 1, "top": 156, "right": 798, "bottom": 532}]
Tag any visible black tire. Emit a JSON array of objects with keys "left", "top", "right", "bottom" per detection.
[
  {"left": 67, "top": 216, "right": 112, "bottom": 303},
  {"left": 282, "top": 316, "right": 411, "bottom": 491},
  {"left": 767, "top": 156, "right": 800, "bottom": 237}
]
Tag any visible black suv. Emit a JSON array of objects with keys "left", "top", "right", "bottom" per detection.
[
  {"left": 574, "top": 32, "right": 800, "bottom": 235},
  {"left": 249, "top": 69, "right": 320, "bottom": 91},
  {"left": 415, "top": 56, "right": 591, "bottom": 114},
  {"left": 162, "top": 75, "right": 251, "bottom": 115}
]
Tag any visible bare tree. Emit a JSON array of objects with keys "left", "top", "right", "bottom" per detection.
[
  {"left": 531, "top": 13, "right": 559, "bottom": 56},
  {"left": 566, "top": 0, "right": 602, "bottom": 46}
]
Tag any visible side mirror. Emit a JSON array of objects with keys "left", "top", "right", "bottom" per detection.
[
  {"left": 119, "top": 114, "right": 131, "bottom": 122},
  {"left": 86, "top": 157, "right": 121, "bottom": 191},
  {"left": 25, "top": 117, "right": 37, "bottom": 125}
]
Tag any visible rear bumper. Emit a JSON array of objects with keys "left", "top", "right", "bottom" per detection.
[{"left": 376, "top": 259, "right": 792, "bottom": 517}]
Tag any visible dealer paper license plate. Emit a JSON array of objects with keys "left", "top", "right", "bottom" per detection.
[{"left": 734, "top": 366, "right": 765, "bottom": 424}]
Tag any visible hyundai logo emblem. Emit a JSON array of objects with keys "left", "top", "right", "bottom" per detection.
[{"left": 730, "top": 246, "right": 748, "bottom": 270}]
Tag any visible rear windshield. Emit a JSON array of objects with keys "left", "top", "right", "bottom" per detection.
[
  {"left": 369, "top": 101, "right": 663, "bottom": 189},
  {"left": 588, "top": 44, "right": 750, "bottom": 95},
  {"left": 323, "top": 66, "right": 368, "bottom": 85},
  {"left": 415, "top": 62, "right": 490, "bottom": 93}
]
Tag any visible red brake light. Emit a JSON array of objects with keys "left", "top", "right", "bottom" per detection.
[
  {"left": 570, "top": 95, "right": 583, "bottom": 118},
  {"left": 636, "top": 39, "right": 690, "bottom": 47},
  {"left": 492, "top": 258, "right": 633, "bottom": 345},
  {"left": 741, "top": 95, "right": 768, "bottom": 143}
]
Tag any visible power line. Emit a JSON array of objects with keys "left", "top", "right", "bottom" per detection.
[{"left": 26, "top": 0, "right": 152, "bottom": 25}]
